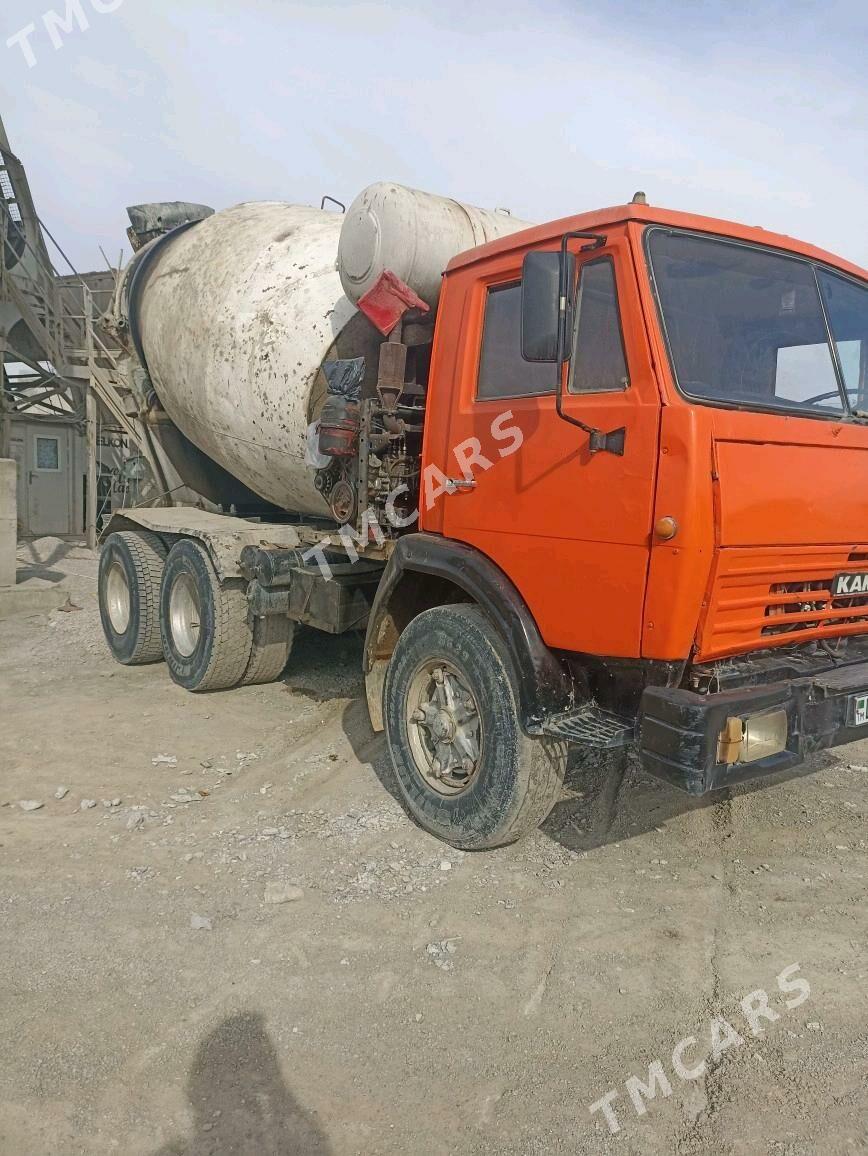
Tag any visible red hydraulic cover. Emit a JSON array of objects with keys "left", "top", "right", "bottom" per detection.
[{"left": 357, "top": 269, "right": 430, "bottom": 335}]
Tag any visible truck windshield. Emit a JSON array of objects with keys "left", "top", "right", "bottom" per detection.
[{"left": 647, "top": 229, "right": 868, "bottom": 417}]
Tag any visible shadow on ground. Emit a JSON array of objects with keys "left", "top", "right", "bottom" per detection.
[
  {"left": 339, "top": 683, "right": 829, "bottom": 855},
  {"left": 17, "top": 537, "right": 82, "bottom": 570},
  {"left": 15, "top": 565, "right": 66, "bottom": 585},
  {"left": 15, "top": 536, "right": 89, "bottom": 587},
  {"left": 275, "top": 622, "right": 833, "bottom": 857},
  {"left": 540, "top": 746, "right": 826, "bottom": 854},
  {"left": 278, "top": 626, "right": 366, "bottom": 703},
  {"left": 155, "top": 1011, "right": 330, "bottom": 1155}
]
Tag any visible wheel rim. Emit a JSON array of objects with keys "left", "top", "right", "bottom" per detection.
[
  {"left": 105, "top": 561, "right": 131, "bottom": 634},
  {"left": 406, "top": 660, "right": 482, "bottom": 796},
  {"left": 169, "top": 572, "right": 201, "bottom": 658}
]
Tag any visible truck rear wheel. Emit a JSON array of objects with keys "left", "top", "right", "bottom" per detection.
[
  {"left": 160, "top": 539, "right": 253, "bottom": 692},
  {"left": 240, "top": 616, "right": 295, "bottom": 686},
  {"left": 383, "top": 604, "right": 568, "bottom": 850},
  {"left": 98, "top": 530, "right": 167, "bottom": 665}
]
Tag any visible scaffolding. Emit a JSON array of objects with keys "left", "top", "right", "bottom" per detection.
[{"left": 0, "top": 114, "right": 157, "bottom": 546}]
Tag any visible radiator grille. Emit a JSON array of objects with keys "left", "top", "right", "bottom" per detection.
[{"left": 697, "top": 546, "right": 868, "bottom": 660}]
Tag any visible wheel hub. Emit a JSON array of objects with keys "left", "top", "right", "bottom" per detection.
[
  {"left": 169, "top": 572, "right": 201, "bottom": 658},
  {"left": 407, "top": 662, "right": 482, "bottom": 795},
  {"left": 430, "top": 711, "right": 455, "bottom": 742},
  {"left": 105, "top": 561, "right": 131, "bottom": 634}
]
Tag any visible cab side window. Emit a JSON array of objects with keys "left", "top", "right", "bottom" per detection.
[
  {"left": 477, "top": 281, "right": 556, "bottom": 400},
  {"left": 569, "top": 259, "right": 629, "bottom": 394}
]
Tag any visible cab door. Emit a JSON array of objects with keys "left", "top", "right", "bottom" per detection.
[{"left": 436, "top": 230, "right": 661, "bottom": 657}]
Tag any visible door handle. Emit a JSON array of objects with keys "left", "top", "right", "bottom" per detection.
[{"left": 445, "top": 478, "right": 477, "bottom": 494}]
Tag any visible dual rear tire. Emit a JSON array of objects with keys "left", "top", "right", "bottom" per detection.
[
  {"left": 98, "top": 530, "right": 167, "bottom": 665},
  {"left": 158, "top": 539, "right": 254, "bottom": 691},
  {"left": 98, "top": 531, "right": 293, "bottom": 690}
]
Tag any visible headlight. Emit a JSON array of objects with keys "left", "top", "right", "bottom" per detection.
[
  {"left": 717, "top": 709, "right": 788, "bottom": 765},
  {"left": 743, "top": 709, "right": 789, "bottom": 762}
]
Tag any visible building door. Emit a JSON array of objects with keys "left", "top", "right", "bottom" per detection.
[{"left": 25, "top": 426, "right": 73, "bottom": 536}]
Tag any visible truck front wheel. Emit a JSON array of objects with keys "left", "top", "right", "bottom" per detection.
[
  {"left": 160, "top": 539, "right": 253, "bottom": 692},
  {"left": 383, "top": 604, "right": 567, "bottom": 850},
  {"left": 98, "top": 530, "right": 167, "bottom": 665}
]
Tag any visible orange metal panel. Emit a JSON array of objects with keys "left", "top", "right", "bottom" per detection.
[
  {"left": 424, "top": 226, "right": 661, "bottom": 657},
  {"left": 447, "top": 203, "right": 868, "bottom": 290},
  {"left": 452, "top": 530, "right": 650, "bottom": 656},
  {"left": 640, "top": 406, "right": 717, "bottom": 659},
  {"left": 697, "top": 545, "right": 868, "bottom": 660},
  {"left": 714, "top": 439, "right": 868, "bottom": 547}
]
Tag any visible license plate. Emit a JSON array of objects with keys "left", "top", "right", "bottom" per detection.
[{"left": 849, "top": 693, "right": 868, "bottom": 727}]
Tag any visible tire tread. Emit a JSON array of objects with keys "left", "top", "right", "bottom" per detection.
[
  {"left": 194, "top": 568, "right": 252, "bottom": 692},
  {"left": 160, "top": 540, "right": 253, "bottom": 692},
  {"left": 101, "top": 530, "right": 167, "bottom": 665},
  {"left": 241, "top": 616, "right": 295, "bottom": 686}
]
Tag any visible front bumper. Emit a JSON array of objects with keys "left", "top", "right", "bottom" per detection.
[{"left": 639, "top": 658, "right": 868, "bottom": 794}]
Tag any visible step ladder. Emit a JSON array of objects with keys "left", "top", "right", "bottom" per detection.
[{"left": 541, "top": 704, "right": 635, "bottom": 748}]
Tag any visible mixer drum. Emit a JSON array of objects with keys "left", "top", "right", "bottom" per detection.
[{"left": 128, "top": 201, "right": 379, "bottom": 516}]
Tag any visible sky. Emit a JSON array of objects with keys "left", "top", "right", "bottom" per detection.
[{"left": 1, "top": 0, "right": 867, "bottom": 272}]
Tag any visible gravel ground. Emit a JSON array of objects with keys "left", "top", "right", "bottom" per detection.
[{"left": 1, "top": 538, "right": 867, "bottom": 1154}]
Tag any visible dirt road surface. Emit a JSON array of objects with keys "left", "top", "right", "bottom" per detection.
[{"left": 2, "top": 539, "right": 867, "bottom": 1154}]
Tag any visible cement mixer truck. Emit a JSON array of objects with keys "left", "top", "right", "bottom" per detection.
[{"left": 98, "top": 182, "right": 868, "bottom": 849}]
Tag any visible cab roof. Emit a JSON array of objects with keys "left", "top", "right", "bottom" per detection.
[{"left": 444, "top": 203, "right": 868, "bottom": 285}]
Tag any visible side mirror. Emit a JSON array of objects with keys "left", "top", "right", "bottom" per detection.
[{"left": 521, "top": 250, "right": 575, "bottom": 362}]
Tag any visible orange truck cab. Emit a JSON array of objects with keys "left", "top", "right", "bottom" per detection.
[{"left": 366, "top": 201, "right": 868, "bottom": 811}]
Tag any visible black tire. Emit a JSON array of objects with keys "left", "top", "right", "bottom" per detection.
[
  {"left": 98, "top": 530, "right": 167, "bottom": 665},
  {"left": 384, "top": 604, "right": 568, "bottom": 850},
  {"left": 160, "top": 539, "right": 253, "bottom": 692},
  {"left": 240, "top": 616, "right": 295, "bottom": 686}
]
